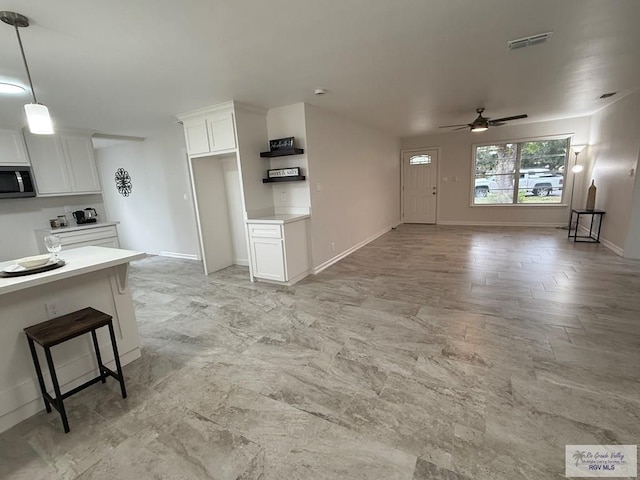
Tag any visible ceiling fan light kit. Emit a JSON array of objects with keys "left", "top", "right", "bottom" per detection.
[
  {"left": 1, "top": 11, "right": 54, "bottom": 134},
  {"left": 439, "top": 107, "right": 528, "bottom": 133}
]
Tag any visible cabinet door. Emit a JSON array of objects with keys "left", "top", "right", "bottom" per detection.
[
  {"left": 0, "top": 129, "right": 30, "bottom": 165},
  {"left": 183, "top": 118, "right": 210, "bottom": 155},
  {"left": 60, "top": 135, "right": 101, "bottom": 193},
  {"left": 24, "top": 133, "right": 72, "bottom": 195},
  {"left": 250, "top": 237, "right": 286, "bottom": 281},
  {"left": 207, "top": 113, "right": 236, "bottom": 152}
]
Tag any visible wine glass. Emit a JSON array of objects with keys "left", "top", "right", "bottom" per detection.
[{"left": 44, "top": 235, "right": 62, "bottom": 263}]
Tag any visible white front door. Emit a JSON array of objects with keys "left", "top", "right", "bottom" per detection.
[{"left": 402, "top": 149, "right": 438, "bottom": 224}]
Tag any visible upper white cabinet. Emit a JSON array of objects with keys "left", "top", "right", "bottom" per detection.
[
  {"left": 24, "top": 131, "right": 101, "bottom": 196},
  {"left": 0, "top": 129, "right": 30, "bottom": 166},
  {"left": 207, "top": 113, "right": 236, "bottom": 152},
  {"left": 60, "top": 135, "right": 102, "bottom": 192},
  {"left": 181, "top": 111, "right": 236, "bottom": 156}
]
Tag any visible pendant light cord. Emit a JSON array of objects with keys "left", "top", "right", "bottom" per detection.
[{"left": 13, "top": 23, "right": 38, "bottom": 104}]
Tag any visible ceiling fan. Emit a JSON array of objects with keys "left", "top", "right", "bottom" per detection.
[{"left": 439, "top": 108, "right": 528, "bottom": 132}]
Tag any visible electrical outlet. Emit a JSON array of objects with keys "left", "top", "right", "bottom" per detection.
[
  {"left": 280, "top": 191, "right": 287, "bottom": 202},
  {"left": 331, "top": 242, "right": 336, "bottom": 252},
  {"left": 45, "top": 302, "right": 58, "bottom": 319}
]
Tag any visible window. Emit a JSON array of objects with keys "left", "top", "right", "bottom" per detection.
[
  {"left": 410, "top": 154, "right": 432, "bottom": 165},
  {"left": 473, "top": 138, "right": 570, "bottom": 205}
]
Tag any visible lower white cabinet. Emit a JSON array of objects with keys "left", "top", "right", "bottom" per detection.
[
  {"left": 35, "top": 224, "right": 120, "bottom": 254},
  {"left": 247, "top": 216, "right": 310, "bottom": 285}
]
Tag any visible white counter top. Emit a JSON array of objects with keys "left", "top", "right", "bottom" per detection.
[
  {"left": 246, "top": 213, "right": 310, "bottom": 225},
  {"left": 0, "top": 246, "right": 145, "bottom": 296},
  {"left": 35, "top": 221, "right": 120, "bottom": 234}
]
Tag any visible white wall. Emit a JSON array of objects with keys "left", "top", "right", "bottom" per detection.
[
  {"left": 94, "top": 124, "right": 200, "bottom": 258},
  {"left": 0, "top": 195, "right": 104, "bottom": 261},
  {"left": 304, "top": 103, "right": 401, "bottom": 269},
  {"left": 221, "top": 157, "right": 249, "bottom": 265},
  {"left": 584, "top": 90, "right": 640, "bottom": 256},
  {"left": 266, "top": 104, "right": 312, "bottom": 213},
  {"left": 234, "top": 106, "right": 273, "bottom": 218},
  {"left": 401, "top": 116, "right": 591, "bottom": 226}
]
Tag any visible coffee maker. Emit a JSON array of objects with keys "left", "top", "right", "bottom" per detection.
[{"left": 72, "top": 208, "right": 98, "bottom": 224}]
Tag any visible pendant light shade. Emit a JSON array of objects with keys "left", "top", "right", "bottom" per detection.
[
  {"left": 1, "top": 11, "right": 54, "bottom": 135},
  {"left": 24, "top": 103, "right": 54, "bottom": 134}
]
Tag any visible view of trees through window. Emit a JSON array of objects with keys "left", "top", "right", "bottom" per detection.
[{"left": 473, "top": 138, "right": 570, "bottom": 205}]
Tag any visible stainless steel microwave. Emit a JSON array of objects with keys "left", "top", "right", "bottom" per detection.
[{"left": 0, "top": 166, "right": 36, "bottom": 198}]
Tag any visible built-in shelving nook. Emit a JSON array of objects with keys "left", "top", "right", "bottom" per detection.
[{"left": 176, "top": 101, "right": 273, "bottom": 277}]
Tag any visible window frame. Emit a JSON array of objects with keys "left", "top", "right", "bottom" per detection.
[{"left": 470, "top": 134, "right": 573, "bottom": 207}]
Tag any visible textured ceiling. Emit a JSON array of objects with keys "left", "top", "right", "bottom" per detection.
[{"left": 1, "top": 0, "right": 639, "bottom": 138}]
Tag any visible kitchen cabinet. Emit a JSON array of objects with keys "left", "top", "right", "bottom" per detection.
[
  {"left": 0, "top": 129, "right": 30, "bottom": 166},
  {"left": 24, "top": 131, "right": 101, "bottom": 196},
  {"left": 35, "top": 223, "right": 120, "bottom": 253},
  {"left": 247, "top": 215, "right": 310, "bottom": 285},
  {"left": 182, "top": 112, "right": 236, "bottom": 156}
]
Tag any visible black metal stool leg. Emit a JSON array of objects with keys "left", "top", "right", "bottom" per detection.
[
  {"left": 91, "top": 330, "right": 106, "bottom": 384},
  {"left": 44, "top": 347, "right": 70, "bottom": 433},
  {"left": 27, "top": 338, "right": 51, "bottom": 413},
  {"left": 107, "top": 321, "right": 127, "bottom": 399}
]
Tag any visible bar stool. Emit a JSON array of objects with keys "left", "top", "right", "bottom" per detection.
[{"left": 24, "top": 307, "right": 127, "bottom": 433}]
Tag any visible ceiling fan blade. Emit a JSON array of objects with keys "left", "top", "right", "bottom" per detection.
[
  {"left": 452, "top": 126, "right": 469, "bottom": 131},
  {"left": 439, "top": 123, "right": 470, "bottom": 128},
  {"left": 488, "top": 114, "right": 528, "bottom": 124},
  {"left": 490, "top": 122, "right": 506, "bottom": 127}
]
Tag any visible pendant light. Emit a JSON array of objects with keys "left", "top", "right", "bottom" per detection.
[{"left": 1, "top": 11, "right": 54, "bottom": 134}]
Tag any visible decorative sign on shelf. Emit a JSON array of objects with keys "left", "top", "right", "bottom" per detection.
[
  {"left": 269, "top": 137, "right": 295, "bottom": 151},
  {"left": 115, "top": 168, "right": 132, "bottom": 197},
  {"left": 268, "top": 167, "right": 301, "bottom": 178}
]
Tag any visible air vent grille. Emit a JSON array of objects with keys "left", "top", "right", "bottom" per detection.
[{"left": 508, "top": 32, "right": 553, "bottom": 50}]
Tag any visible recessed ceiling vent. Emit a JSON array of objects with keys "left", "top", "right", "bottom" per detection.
[
  {"left": 599, "top": 92, "right": 617, "bottom": 99},
  {"left": 507, "top": 32, "right": 553, "bottom": 50}
]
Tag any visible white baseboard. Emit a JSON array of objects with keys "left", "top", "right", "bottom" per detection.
[
  {"left": 312, "top": 224, "right": 395, "bottom": 275},
  {"left": 234, "top": 258, "right": 249, "bottom": 267},
  {"left": 254, "top": 269, "right": 310, "bottom": 286},
  {"left": 576, "top": 225, "right": 624, "bottom": 256},
  {"left": 159, "top": 251, "right": 199, "bottom": 260},
  {"left": 436, "top": 220, "right": 566, "bottom": 227},
  {"left": 0, "top": 347, "right": 140, "bottom": 434}
]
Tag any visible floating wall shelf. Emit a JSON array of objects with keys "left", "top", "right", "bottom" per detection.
[
  {"left": 262, "top": 175, "right": 306, "bottom": 183},
  {"left": 259, "top": 148, "right": 304, "bottom": 158}
]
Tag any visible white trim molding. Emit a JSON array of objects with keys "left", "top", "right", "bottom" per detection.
[
  {"left": 312, "top": 222, "right": 400, "bottom": 274},
  {"left": 159, "top": 251, "right": 199, "bottom": 260},
  {"left": 436, "top": 220, "right": 566, "bottom": 227}
]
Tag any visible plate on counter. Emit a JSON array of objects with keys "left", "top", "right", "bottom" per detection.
[{"left": 1, "top": 260, "right": 66, "bottom": 277}]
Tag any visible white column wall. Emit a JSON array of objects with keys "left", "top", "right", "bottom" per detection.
[
  {"left": 584, "top": 90, "right": 640, "bottom": 256},
  {"left": 304, "top": 104, "right": 400, "bottom": 270}
]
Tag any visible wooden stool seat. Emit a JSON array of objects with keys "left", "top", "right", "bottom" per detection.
[
  {"left": 24, "top": 308, "right": 112, "bottom": 348},
  {"left": 24, "top": 307, "right": 127, "bottom": 433}
]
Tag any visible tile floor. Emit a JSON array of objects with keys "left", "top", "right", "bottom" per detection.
[{"left": 1, "top": 225, "right": 639, "bottom": 479}]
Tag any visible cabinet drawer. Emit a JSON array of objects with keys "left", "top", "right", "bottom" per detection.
[
  {"left": 55, "top": 226, "right": 118, "bottom": 246},
  {"left": 63, "top": 237, "right": 120, "bottom": 250},
  {"left": 248, "top": 224, "right": 282, "bottom": 239}
]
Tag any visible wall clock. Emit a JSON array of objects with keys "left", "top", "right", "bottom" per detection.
[{"left": 115, "top": 168, "right": 132, "bottom": 197}]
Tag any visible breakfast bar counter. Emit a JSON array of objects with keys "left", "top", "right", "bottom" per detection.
[{"left": 0, "top": 247, "right": 145, "bottom": 433}]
